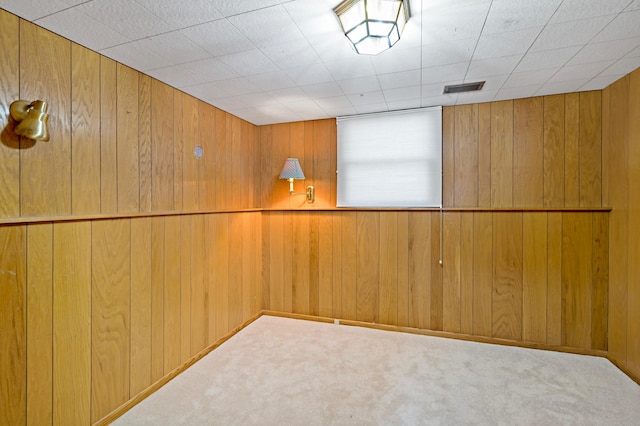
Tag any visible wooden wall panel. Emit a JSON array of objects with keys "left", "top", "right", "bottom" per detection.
[
  {"left": 71, "top": 44, "right": 101, "bottom": 214},
  {"left": 318, "top": 212, "right": 334, "bottom": 317},
  {"left": 565, "top": 93, "right": 580, "bottom": 207},
  {"left": 379, "top": 212, "right": 398, "bottom": 326},
  {"left": 454, "top": 105, "right": 479, "bottom": 206},
  {"left": 522, "top": 213, "right": 547, "bottom": 344},
  {"left": 198, "top": 102, "right": 216, "bottom": 210},
  {"left": 543, "top": 95, "right": 565, "bottom": 207},
  {"left": 293, "top": 212, "right": 310, "bottom": 315},
  {"left": 91, "top": 219, "right": 131, "bottom": 423},
  {"left": 20, "top": 21, "right": 71, "bottom": 216},
  {"left": 116, "top": 64, "right": 140, "bottom": 213},
  {"left": 591, "top": 213, "right": 608, "bottom": 351},
  {"left": 53, "top": 222, "right": 91, "bottom": 425},
  {"left": 579, "top": 91, "right": 602, "bottom": 207},
  {"left": 173, "top": 93, "right": 184, "bottom": 211},
  {"left": 164, "top": 216, "right": 182, "bottom": 372},
  {"left": 607, "top": 77, "right": 629, "bottom": 363},
  {"left": 26, "top": 224, "right": 52, "bottom": 426},
  {"left": 308, "top": 212, "right": 320, "bottom": 316},
  {"left": 100, "top": 57, "right": 118, "bottom": 214},
  {"left": 341, "top": 212, "right": 357, "bottom": 320},
  {"left": 492, "top": 213, "right": 523, "bottom": 341},
  {"left": 460, "top": 213, "right": 474, "bottom": 335},
  {"left": 442, "top": 212, "right": 461, "bottom": 332},
  {"left": 151, "top": 80, "right": 175, "bottom": 211},
  {"left": 0, "top": 225, "right": 26, "bottom": 425},
  {"left": 130, "top": 218, "right": 152, "bottom": 396},
  {"left": 428, "top": 213, "right": 441, "bottom": 331},
  {"left": 442, "top": 107, "right": 455, "bottom": 207},
  {"left": 472, "top": 212, "right": 492, "bottom": 337},
  {"left": 191, "top": 215, "right": 208, "bottom": 355},
  {"left": 179, "top": 215, "right": 192, "bottom": 363},
  {"left": 138, "top": 75, "right": 152, "bottom": 213},
  {"left": 0, "top": 12, "right": 20, "bottom": 217},
  {"left": 356, "top": 212, "right": 379, "bottom": 323},
  {"left": 150, "top": 217, "right": 165, "bottom": 382},
  {"left": 627, "top": 69, "right": 640, "bottom": 374},
  {"left": 513, "top": 98, "right": 543, "bottom": 207},
  {"left": 478, "top": 104, "right": 492, "bottom": 206},
  {"left": 332, "top": 212, "right": 344, "bottom": 320},
  {"left": 562, "top": 213, "right": 593, "bottom": 349},
  {"left": 214, "top": 109, "right": 227, "bottom": 210},
  {"left": 547, "top": 213, "right": 563, "bottom": 346},
  {"left": 214, "top": 214, "right": 230, "bottom": 338},
  {"left": 182, "top": 96, "right": 199, "bottom": 211},
  {"left": 490, "top": 101, "right": 513, "bottom": 207}
]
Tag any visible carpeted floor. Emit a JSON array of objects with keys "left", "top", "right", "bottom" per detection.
[{"left": 114, "top": 315, "right": 640, "bottom": 425}]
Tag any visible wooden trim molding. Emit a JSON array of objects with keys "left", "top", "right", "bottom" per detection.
[{"left": 607, "top": 355, "right": 640, "bottom": 387}]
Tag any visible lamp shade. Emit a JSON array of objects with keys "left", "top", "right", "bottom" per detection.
[
  {"left": 334, "top": 0, "right": 409, "bottom": 55},
  {"left": 279, "top": 158, "right": 305, "bottom": 180}
]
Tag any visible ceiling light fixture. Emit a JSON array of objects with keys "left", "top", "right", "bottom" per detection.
[{"left": 334, "top": 0, "right": 410, "bottom": 55}]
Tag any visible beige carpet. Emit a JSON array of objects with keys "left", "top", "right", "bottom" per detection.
[{"left": 114, "top": 315, "right": 640, "bottom": 425}]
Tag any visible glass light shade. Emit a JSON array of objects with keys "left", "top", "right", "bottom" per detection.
[{"left": 334, "top": 0, "right": 409, "bottom": 55}]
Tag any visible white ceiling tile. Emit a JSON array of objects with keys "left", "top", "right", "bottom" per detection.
[
  {"left": 261, "top": 39, "right": 322, "bottom": 69},
  {"left": 248, "top": 72, "right": 297, "bottom": 91},
  {"left": 599, "top": 57, "right": 640, "bottom": 77},
  {"left": 236, "top": 92, "right": 277, "bottom": 107},
  {"left": 147, "top": 65, "right": 206, "bottom": 88},
  {"left": 455, "top": 89, "right": 498, "bottom": 105},
  {"left": 214, "top": 0, "right": 283, "bottom": 17},
  {"left": 284, "top": 1, "right": 340, "bottom": 37},
  {"left": 421, "top": 94, "right": 458, "bottom": 108},
  {"left": 515, "top": 46, "right": 582, "bottom": 72},
  {"left": 181, "top": 19, "right": 255, "bottom": 57},
  {"left": 227, "top": 5, "right": 303, "bottom": 47},
  {"left": 387, "top": 99, "right": 422, "bottom": 111},
  {"left": 627, "top": 45, "right": 640, "bottom": 58},
  {"left": 285, "top": 100, "right": 328, "bottom": 118},
  {"left": 422, "top": 1, "right": 492, "bottom": 41},
  {"left": 218, "top": 49, "right": 278, "bottom": 76},
  {"left": 348, "top": 91, "right": 386, "bottom": 106},
  {"left": 383, "top": 86, "right": 421, "bottom": 102},
  {"left": 371, "top": 45, "right": 422, "bottom": 74},
  {"left": 579, "top": 75, "right": 625, "bottom": 91},
  {"left": 482, "top": 0, "right": 561, "bottom": 34},
  {"left": 494, "top": 84, "right": 540, "bottom": 101},
  {"left": 548, "top": 61, "right": 616, "bottom": 83},
  {"left": 134, "top": 0, "right": 223, "bottom": 28},
  {"left": 100, "top": 39, "right": 170, "bottom": 72},
  {"left": 473, "top": 27, "right": 543, "bottom": 59},
  {"left": 502, "top": 68, "right": 557, "bottom": 88},
  {"left": 550, "top": 0, "right": 631, "bottom": 24},
  {"left": 78, "top": 0, "right": 172, "bottom": 39},
  {"left": 337, "top": 76, "right": 381, "bottom": 95},
  {"left": 324, "top": 58, "right": 376, "bottom": 81},
  {"left": 36, "top": 8, "right": 129, "bottom": 51},
  {"left": 355, "top": 103, "right": 389, "bottom": 114},
  {"left": 5, "top": 0, "right": 70, "bottom": 21},
  {"left": 314, "top": 95, "right": 352, "bottom": 110},
  {"left": 471, "top": 74, "right": 509, "bottom": 91},
  {"left": 422, "top": 62, "right": 469, "bottom": 84},
  {"left": 466, "top": 55, "right": 523, "bottom": 79},
  {"left": 186, "top": 58, "right": 238, "bottom": 83},
  {"left": 300, "top": 82, "right": 345, "bottom": 99},
  {"left": 211, "top": 77, "right": 261, "bottom": 96},
  {"left": 421, "top": 81, "right": 458, "bottom": 98},
  {"left": 530, "top": 15, "right": 616, "bottom": 51},
  {"left": 283, "top": 64, "right": 334, "bottom": 85},
  {"left": 144, "top": 32, "right": 210, "bottom": 69},
  {"left": 421, "top": 38, "right": 476, "bottom": 68},
  {"left": 266, "top": 86, "right": 306, "bottom": 100},
  {"left": 568, "top": 38, "right": 640, "bottom": 66},
  {"left": 208, "top": 97, "right": 248, "bottom": 111},
  {"left": 535, "top": 80, "right": 591, "bottom": 96},
  {"left": 377, "top": 70, "right": 421, "bottom": 90},
  {"left": 593, "top": 10, "right": 640, "bottom": 43},
  {"left": 182, "top": 81, "right": 231, "bottom": 99},
  {"left": 627, "top": 0, "right": 640, "bottom": 10},
  {"left": 306, "top": 33, "right": 359, "bottom": 63}
]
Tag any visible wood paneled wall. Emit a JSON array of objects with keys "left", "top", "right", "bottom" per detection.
[
  {"left": 0, "top": 15, "right": 259, "bottom": 219},
  {"left": 262, "top": 210, "right": 608, "bottom": 349},
  {"left": 0, "top": 10, "right": 262, "bottom": 426},
  {"left": 604, "top": 68, "right": 640, "bottom": 380},
  {"left": 0, "top": 212, "right": 262, "bottom": 425}
]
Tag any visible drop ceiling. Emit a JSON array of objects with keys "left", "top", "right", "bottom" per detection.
[{"left": 3, "top": 0, "right": 640, "bottom": 125}]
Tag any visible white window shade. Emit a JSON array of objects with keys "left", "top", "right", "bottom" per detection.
[{"left": 337, "top": 107, "right": 442, "bottom": 207}]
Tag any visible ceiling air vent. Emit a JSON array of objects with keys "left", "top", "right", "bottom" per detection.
[{"left": 443, "top": 81, "right": 485, "bottom": 94}]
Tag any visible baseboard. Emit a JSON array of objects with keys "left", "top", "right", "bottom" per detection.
[
  {"left": 262, "top": 310, "right": 609, "bottom": 358},
  {"left": 94, "top": 311, "right": 263, "bottom": 426},
  {"left": 607, "top": 354, "right": 640, "bottom": 387}
]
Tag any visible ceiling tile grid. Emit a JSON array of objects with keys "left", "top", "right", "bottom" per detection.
[{"left": 2, "top": 0, "right": 640, "bottom": 125}]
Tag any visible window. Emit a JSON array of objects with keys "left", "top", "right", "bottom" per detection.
[{"left": 336, "top": 107, "right": 442, "bottom": 207}]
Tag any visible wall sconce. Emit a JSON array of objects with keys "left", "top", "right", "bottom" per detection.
[
  {"left": 9, "top": 100, "right": 50, "bottom": 141},
  {"left": 279, "top": 157, "right": 314, "bottom": 203},
  {"left": 334, "top": 0, "right": 410, "bottom": 55}
]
